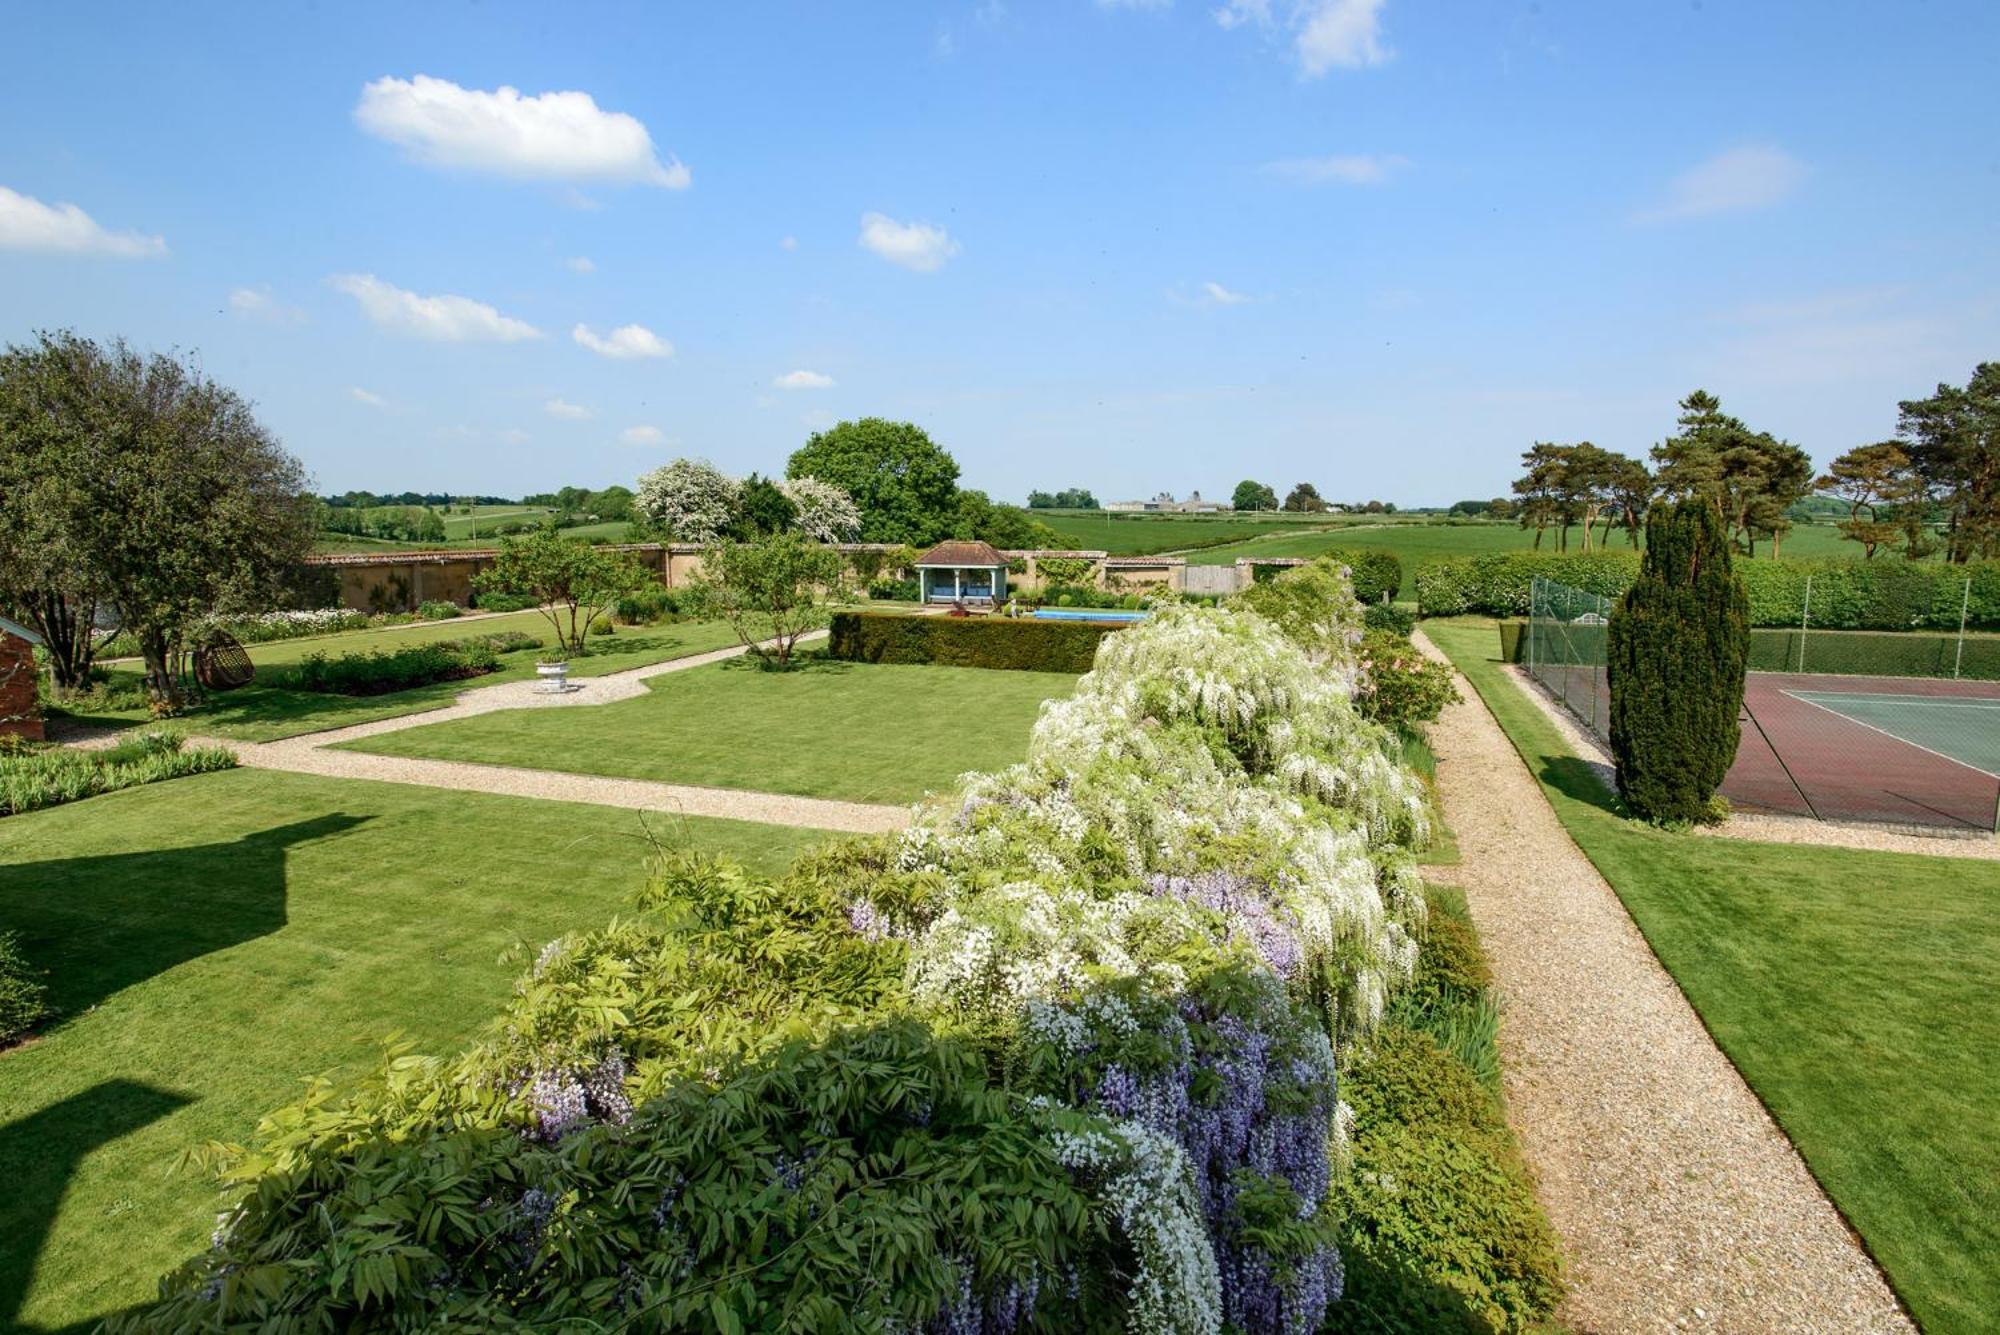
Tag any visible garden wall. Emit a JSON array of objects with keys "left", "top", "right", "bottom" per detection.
[
  {"left": 0, "top": 628, "right": 42, "bottom": 741},
  {"left": 306, "top": 544, "right": 1198, "bottom": 612},
  {"left": 828, "top": 611, "right": 1121, "bottom": 672}
]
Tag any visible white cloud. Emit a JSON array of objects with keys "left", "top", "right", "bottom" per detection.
[
  {"left": 0, "top": 185, "right": 166, "bottom": 258},
  {"left": 620, "top": 424, "right": 666, "bottom": 446},
  {"left": 1214, "top": 0, "right": 1391, "bottom": 76},
  {"left": 1296, "top": 0, "right": 1390, "bottom": 73},
  {"left": 496, "top": 427, "right": 531, "bottom": 445},
  {"left": 329, "top": 274, "right": 541, "bottom": 342},
  {"left": 1262, "top": 152, "right": 1407, "bottom": 185},
  {"left": 1202, "top": 281, "right": 1251, "bottom": 306},
  {"left": 858, "top": 212, "right": 960, "bottom": 272},
  {"left": 349, "top": 386, "right": 389, "bottom": 408},
  {"left": 565, "top": 255, "right": 596, "bottom": 274},
  {"left": 228, "top": 285, "right": 306, "bottom": 324},
  {"left": 773, "top": 369, "right": 835, "bottom": 390},
  {"left": 354, "top": 75, "right": 689, "bottom": 187},
  {"left": 572, "top": 322, "right": 673, "bottom": 359},
  {"left": 1637, "top": 144, "right": 1807, "bottom": 223},
  {"left": 780, "top": 235, "right": 798, "bottom": 251},
  {"left": 544, "top": 396, "right": 594, "bottom": 419}
]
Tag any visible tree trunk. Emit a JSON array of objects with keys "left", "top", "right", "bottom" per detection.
[{"left": 140, "top": 627, "right": 181, "bottom": 711}]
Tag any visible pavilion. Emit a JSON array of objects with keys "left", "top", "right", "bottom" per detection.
[{"left": 912, "top": 540, "right": 1011, "bottom": 605}]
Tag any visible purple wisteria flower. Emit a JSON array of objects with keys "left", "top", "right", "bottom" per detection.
[{"left": 1147, "top": 870, "right": 1305, "bottom": 979}]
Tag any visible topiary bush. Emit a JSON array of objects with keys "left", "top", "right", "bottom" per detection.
[
  {"left": 1607, "top": 499, "right": 1748, "bottom": 824},
  {"left": 0, "top": 930, "right": 50, "bottom": 1044}
]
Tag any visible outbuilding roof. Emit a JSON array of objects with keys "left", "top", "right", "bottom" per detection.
[
  {"left": 913, "top": 540, "right": 1008, "bottom": 568},
  {"left": 0, "top": 614, "right": 42, "bottom": 645}
]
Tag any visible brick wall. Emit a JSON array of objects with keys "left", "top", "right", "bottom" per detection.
[{"left": 0, "top": 631, "right": 43, "bottom": 742}]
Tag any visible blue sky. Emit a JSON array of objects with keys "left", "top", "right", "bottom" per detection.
[{"left": 2, "top": 1, "right": 1995, "bottom": 505}]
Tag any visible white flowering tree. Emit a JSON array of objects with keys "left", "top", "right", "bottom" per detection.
[
  {"left": 777, "top": 475, "right": 862, "bottom": 543},
  {"left": 635, "top": 458, "right": 739, "bottom": 543}
]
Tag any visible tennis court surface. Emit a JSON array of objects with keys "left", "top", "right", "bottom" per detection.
[{"left": 1732, "top": 674, "right": 2000, "bottom": 831}]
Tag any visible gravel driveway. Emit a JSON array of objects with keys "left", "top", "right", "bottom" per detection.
[{"left": 1412, "top": 628, "right": 1912, "bottom": 1334}]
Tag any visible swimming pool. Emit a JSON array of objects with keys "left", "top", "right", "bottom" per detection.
[{"left": 1030, "top": 608, "right": 1148, "bottom": 622}]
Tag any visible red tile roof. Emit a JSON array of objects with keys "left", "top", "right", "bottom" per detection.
[{"left": 914, "top": 540, "right": 1009, "bottom": 567}]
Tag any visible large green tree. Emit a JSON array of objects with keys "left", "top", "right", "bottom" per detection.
[
  {"left": 1897, "top": 363, "right": 2000, "bottom": 563},
  {"left": 1650, "top": 390, "right": 1812, "bottom": 556},
  {"left": 1606, "top": 499, "right": 1748, "bottom": 824},
  {"left": 1816, "top": 442, "right": 1920, "bottom": 559},
  {"left": 1232, "top": 479, "right": 1279, "bottom": 512},
  {"left": 786, "top": 418, "right": 961, "bottom": 544},
  {"left": 0, "top": 331, "right": 317, "bottom": 706}
]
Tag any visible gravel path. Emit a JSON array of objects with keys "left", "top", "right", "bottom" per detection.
[
  {"left": 1507, "top": 662, "right": 2000, "bottom": 861},
  {"left": 168, "top": 629, "right": 910, "bottom": 835},
  {"left": 1412, "top": 629, "right": 1914, "bottom": 1334}
]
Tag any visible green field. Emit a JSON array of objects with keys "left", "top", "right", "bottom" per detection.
[
  {"left": 343, "top": 657, "right": 1077, "bottom": 804},
  {"left": 0, "top": 770, "right": 823, "bottom": 1332},
  {"left": 1188, "top": 520, "right": 1889, "bottom": 596},
  {"left": 1428, "top": 618, "right": 2000, "bottom": 1335}
]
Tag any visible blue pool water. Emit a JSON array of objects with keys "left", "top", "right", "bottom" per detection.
[{"left": 1030, "top": 608, "right": 1148, "bottom": 622}]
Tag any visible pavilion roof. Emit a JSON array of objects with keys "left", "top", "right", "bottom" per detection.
[{"left": 913, "top": 540, "right": 1008, "bottom": 568}]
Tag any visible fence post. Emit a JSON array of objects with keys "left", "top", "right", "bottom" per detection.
[
  {"left": 1956, "top": 576, "right": 1971, "bottom": 680},
  {"left": 1797, "top": 573, "right": 1812, "bottom": 674},
  {"left": 1527, "top": 577, "right": 1538, "bottom": 677}
]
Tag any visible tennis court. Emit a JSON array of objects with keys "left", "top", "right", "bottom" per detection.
[
  {"left": 1523, "top": 577, "right": 2000, "bottom": 831},
  {"left": 1787, "top": 691, "right": 2000, "bottom": 777},
  {"left": 1732, "top": 675, "right": 2000, "bottom": 831}
]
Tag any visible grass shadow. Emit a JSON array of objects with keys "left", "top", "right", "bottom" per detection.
[
  {"left": 0, "top": 813, "right": 371, "bottom": 1024},
  {"left": 0, "top": 1080, "right": 193, "bottom": 1332}
]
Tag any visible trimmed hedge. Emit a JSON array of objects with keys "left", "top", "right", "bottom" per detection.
[
  {"left": 1418, "top": 551, "right": 2000, "bottom": 629},
  {"left": 828, "top": 611, "right": 1117, "bottom": 672},
  {"left": 1495, "top": 619, "right": 2000, "bottom": 680}
]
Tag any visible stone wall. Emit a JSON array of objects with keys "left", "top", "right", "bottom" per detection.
[
  {"left": 0, "top": 630, "right": 43, "bottom": 741},
  {"left": 304, "top": 542, "right": 909, "bottom": 613},
  {"left": 302, "top": 542, "right": 1206, "bottom": 612}
]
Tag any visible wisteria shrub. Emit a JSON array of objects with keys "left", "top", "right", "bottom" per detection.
[{"left": 127, "top": 601, "right": 1473, "bottom": 1333}]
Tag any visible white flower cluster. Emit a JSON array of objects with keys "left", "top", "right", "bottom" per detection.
[
  {"left": 1042, "top": 1116, "right": 1222, "bottom": 1335},
  {"left": 889, "top": 603, "right": 1429, "bottom": 1038},
  {"left": 777, "top": 474, "right": 862, "bottom": 543}
]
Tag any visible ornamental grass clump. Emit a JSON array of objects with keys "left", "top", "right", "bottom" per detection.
[{"left": 126, "top": 598, "right": 1441, "bottom": 1333}]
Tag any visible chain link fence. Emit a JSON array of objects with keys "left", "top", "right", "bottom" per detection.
[
  {"left": 1526, "top": 575, "right": 1613, "bottom": 739},
  {"left": 1521, "top": 574, "right": 2000, "bottom": 832}
]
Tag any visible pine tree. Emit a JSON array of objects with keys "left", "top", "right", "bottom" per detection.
[{"left": 1606, "top": 498, "right": 1748, "bottom": 822}]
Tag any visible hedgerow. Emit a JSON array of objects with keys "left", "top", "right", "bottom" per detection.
[
  {"left": 124, "top": 580, "right": 1558, "bottom": 1332},
  {"left": 1417, "top": 550, "right": 2000, "bottom": 629},
  {"left": 829, "top": 610, "right": 1121, "bottom": 672}
]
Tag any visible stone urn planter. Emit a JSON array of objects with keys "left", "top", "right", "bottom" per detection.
[{"left": 535, "top": 660, "right": 573, "bottom": 694}]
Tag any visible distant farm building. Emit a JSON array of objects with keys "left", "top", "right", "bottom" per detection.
[{"left": 1104, "top": 491, "right": 1231, "bottom": 514}]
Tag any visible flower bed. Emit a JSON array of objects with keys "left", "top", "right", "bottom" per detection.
[
  {"left": 119, "top": 577, "right": 1559, "bottom": 1333},
  {"left": 274, "top": 632, "right": 538, "bottom": 696},
  {"left": 0, "top": 730, "right": 237, "bottom": 818}
]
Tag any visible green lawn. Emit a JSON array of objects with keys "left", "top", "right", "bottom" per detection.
[
  {"left": 54, "top": 619, "right": 750, "bottom": 743},
  {"left": 343, "top": 657, "right": 1076, "bottom": 804},
  {"left": 1426, "top": 618, "right": 2000, "bottom": 1335},
  {"left": 0, "top": 768, "right": 823, "bottom": 1333}
]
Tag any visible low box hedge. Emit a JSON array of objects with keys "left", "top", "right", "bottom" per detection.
[
  {"left": 828, "top": 610, "right": 1120, "bottom": 672},
  {"left": 1417, "top": 551, "right": 2000, "bottom": 630}
]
